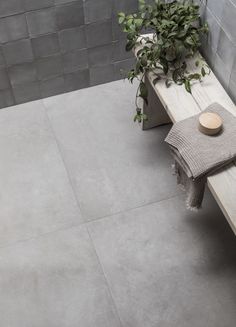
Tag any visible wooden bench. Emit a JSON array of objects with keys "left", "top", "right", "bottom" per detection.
[{"left": 135, "top": 34, "right": 236, "bottom": 234}]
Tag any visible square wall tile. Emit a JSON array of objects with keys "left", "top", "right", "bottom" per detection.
[
  {"left": 40, "top": 75, "right": 65, "bottom": 98},
  {"left": 65, "top": 69, "right": 90, "bottom": 92},
  {"left": 84, "top": 0, "right": 112, "bottom": 24},
  {"left": 0, "top": 0, "right": 24, "bottom": 18},
  {"left": 86, "top": 20, "right": 112, "bottom": 48},
  {"left": 113, "top": 39, "right": 134, "bottom": 61},
  {"left": 56, "top": 1, "right": 84, "bottom": 30},
  {"left": 9, "top": 62, "right": 37, "bottom": 86},
  {"left": 207, "top": 0, "right": 225, "bottom": 22},
  {"left": 13, "top": 81, "right": 41, "bottom": 104},
  {"left": 26, "top": 8, "right": 57, "bottom": 37},
  {"left": 59, "top": 26, "right": 86, "bottom": 53},
  {"left": 213, "top": 53, "right": 231, "bottom": 91},
  {"left": 114, "top": 57, "right": 136, "bottom": 80},
  {"left": 0, "top": 68, "right": 10, "bottom": 90},
  {"left": 0, "top": 14, "right": 28, "bottom": 44},
  {"left": 219, "top": 1, "right": 236, "bottom": 42},
  {"left": 3, "top": 39, "right": 34, "bottom": 65},
  {"left": 217, "top": 28, "right": 236, "bottom": 74},
  {"left": 203, "top": 8, "right": 221, "bottom": 52},
  {"left": 62, "top": 49, "right": 88, "bottom": 73},
  {"left": 88, "top": 44, "right": 113, "bottom": 67},
  {"left": 0, "top": 89, "right": 15, "bottom": 108},
  {"left": 113, "top": 0, "right": 138, "bottom": 14},
  {"left": 90, "top": 64, "right": 115, "bottom": 86},
  {"left": 0, "top": 47, "right": 5, "bottom": 67},
  {"left": 23, "top": 0, "right": 54, "bottom": 11},
  {"left": 32, "top": 33, "right": 60, "bottom": 59},
  {"left": 36, "top": 54, "right": 63, "bottom": 81},
  {"left": 228, "top": 76, "right": 236, "bottom": 104}
]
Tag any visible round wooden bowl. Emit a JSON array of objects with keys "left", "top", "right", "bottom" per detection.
[{"left": 198, "top": 112, "right": 223, "bottom": 136}]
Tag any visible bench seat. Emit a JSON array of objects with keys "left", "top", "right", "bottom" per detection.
[{"left": 135, "top": 34, "right": 236, "bottom": 234}]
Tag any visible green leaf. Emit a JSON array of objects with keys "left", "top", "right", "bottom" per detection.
[
  {"left": 139, "top": 81, "right": 148, "bottom": 103},
  {"left": 153, "top": 76, "right": 161, "bottom": 85},
  {"left": 185, "top": 79, "right": 191, "bottom": 93},
  {"left": 201, "top": 67, "right": 206, "bottom": 77},
  {"left": 126, "top": 41, "right": 135, "bottom": 51}
]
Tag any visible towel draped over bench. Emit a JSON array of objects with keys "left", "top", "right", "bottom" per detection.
[{"left": 165, "top": 103, "right": 236, "bottom": 210}]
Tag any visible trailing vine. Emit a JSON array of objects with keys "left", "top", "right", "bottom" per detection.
[{"left": 118, "top": 0, "right": 210, "bottom": 123}]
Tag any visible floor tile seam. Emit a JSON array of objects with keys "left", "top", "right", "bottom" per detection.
[
  {"left": 86, "top": 225, "right": 124, "bottom": 327},
  {"left": 85, "top": 193, "right": 181, "bottom": 225},
  {"left": 41, "top": 101, "right": 86, "bottom": 223},
  {"left": 0, "top": 220, "right": 86, "bottom": 253}
]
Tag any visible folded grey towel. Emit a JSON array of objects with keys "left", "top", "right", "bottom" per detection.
[{"left": 165, "top": 103, "right": 236, "bottom": 209}]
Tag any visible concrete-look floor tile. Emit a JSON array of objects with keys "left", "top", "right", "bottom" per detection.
[
  {"left": 43, "top": 80, "right": 179, "bottom": 221},
  {"left": 88, "top": 193, "right": 236, "bottom": 327},
  {"left": 0, "top": 101, "right": 83, "bottom": 247},
  {"left": 0, "top": 225, "right": 121, "bottom": 327}
]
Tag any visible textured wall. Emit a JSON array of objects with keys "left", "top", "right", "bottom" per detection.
[
  {"left": 196, "top": 0, "right": 236, "bottom": 103},
  {"left": 0, "top": 0, "right": 137, "bottom": 108}
]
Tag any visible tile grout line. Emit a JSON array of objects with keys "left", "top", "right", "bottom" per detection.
[
  {"left": 0, "top": 192, "right": 181, "bottom": 252},
  {"left": 41, "top": 99, "right": 87, "bottom": 223},
  {"left": 85, "top": 192, "right": 181, "bottom": 224},
  {"left": 86, "top": 225, "right": 124, "bottom": 327}
]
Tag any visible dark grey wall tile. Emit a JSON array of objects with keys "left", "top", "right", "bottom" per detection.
[
  {"left": 32, "top": 33, "right": 60, "bottom": 59},
  {"left": 217, "top": 28, "right": 236, "bottom": 73},
  {"left": 36, "top": 54, "right": 63, "bottom": 80},
  {"left": 220, "top": 1, "right": 236, "bottom": 43},
  {"left": 114, "top": 57, "right": 136, "bottom": 80},
  {"left": 3, "top": 39, "right": 34, "bottom": 65},
  {"left": 113, "top": 39, "right": 134, "bottom": 61},
  {"left": 56, "top": 2, "right": 84, "bottom": 30},
  {"left": 84, "top": 0, "right": 112, "bottom": 24},
  {"left": 0, "top": 0, "right": 140, "bottom": 107},
  {"left": 26, "top": 8, "right": 57, "bottom": 37},
  {"left": 0, "top": 0, "right": 24, "bottom": 18},
  {"left": 228, "top": 77, "right": 236, "bottom": 103},
  {"left": 113, "top": 0, "right": 138, "bottom": 14},
  {"left": 9, "top": 62, "right": 37, "bottom": 86},
  {"left": 88, "top": 44, "right": 113, "bottom": 67},
  {"left": 0, "top": 14, "right": 28, "bottom": 43},
  {"left": 0, "top": 68, "right": 10, "bottom": 90},
  {"left": 12, "top": 81, "right": 41, "bottom": 104},
  {"left": 0, "top": 48, "right": 6, "bottom": 67},
  {"left": 65, "top": 69, "right": 90, "bottom": 91},
  {"left": 202, "top": 8, "right": 221, "bottom": 51},
  {"left": 213, "top": 53, "right": 231, "bottom": 90},
  {"left": 55, "top": 0, "right": 74, "bottom": 4},
  {"left": 0, "top": 89, "right": 15, "bottom": 108},
  {"left": 40, "top": 76, "right": 65, "bottom": 98},
  {"left": 207, "top": 0, "right": 225, "bottom": 22},
  {"left": 63, "top": 49, "right": 88, "bottom": 73},
  {"left": 59, "top": 26, "right": 86, "bottom": 52},
  {"left": 23, "top": 0, "right": 54, "bottom": 11},
  {"left": 86, "top": 20, "right": 112, "bottom": 48},
  {"left": 112, "top": 18, "right": 126, "bottom": 41},
  {"left": 90, "top": 64, "right": 115, "bottom": 86}
]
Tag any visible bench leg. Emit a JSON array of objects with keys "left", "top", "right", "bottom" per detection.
[{"left": 142, "top": 75, "right": 171, "bottom": 130}]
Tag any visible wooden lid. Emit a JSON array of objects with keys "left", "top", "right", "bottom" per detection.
[{"left": 198, "top": 112, "right": 223, "bottom": 135}]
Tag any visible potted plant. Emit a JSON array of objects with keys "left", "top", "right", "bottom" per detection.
[{"left": 118, "top": 0, "right": 210, "bottom": 122}]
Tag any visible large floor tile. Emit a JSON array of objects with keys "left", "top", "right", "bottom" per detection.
[
  {"left": 0, "top": 225, "right": 121, "bottom": 327},
  {"left": 0, "top": 101, "right": 82, "bottom": 247},
  {"left": 88, "top": 193, "right": 236, "bottom": 327},
  {"left": 44, "top": 80, "right": 179, "bottom": 221}
]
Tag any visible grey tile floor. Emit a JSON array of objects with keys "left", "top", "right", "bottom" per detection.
[{"left": 0, "top": 80, "right": 235, "bottom": 326}]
